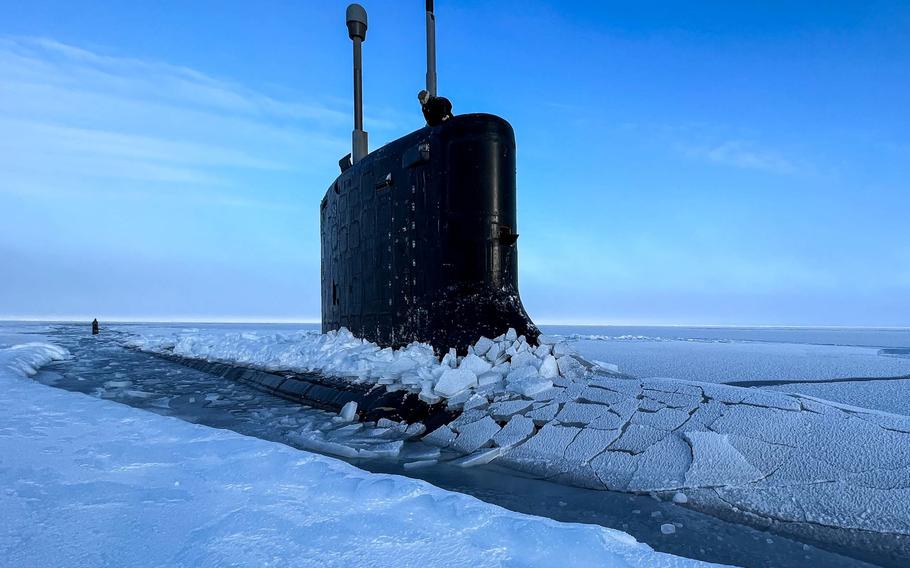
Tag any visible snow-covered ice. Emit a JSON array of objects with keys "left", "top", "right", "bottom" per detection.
[
  {"left": 120, "top": 324, "right": 910, "bottom": 560},
  {"left": 0, "top": 339, "right": 720, "bottom": 568},
  {"left": 558, "top": 329, "right": 910, "bottom": 384}
]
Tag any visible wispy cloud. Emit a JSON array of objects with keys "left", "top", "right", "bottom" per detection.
[
  {"left": 681, "top": 139, "right": 799, "bottom": 175},
  {"left": 0, "top": 36, "right": 355, "bottom": 205}
]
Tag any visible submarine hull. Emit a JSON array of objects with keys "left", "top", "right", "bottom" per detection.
[{"left": 321, "top": 113, "right": 538, "bottom": 353}]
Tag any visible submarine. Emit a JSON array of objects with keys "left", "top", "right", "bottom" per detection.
[{"left": 321, "top": 1, "right": 539, "bottom": 354}]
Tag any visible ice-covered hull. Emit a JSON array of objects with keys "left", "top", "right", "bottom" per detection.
[{"left": 321, "top": 113, "right": 538, "bottom": 352}]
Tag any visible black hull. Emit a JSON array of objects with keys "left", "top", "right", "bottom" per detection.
[{"left": 321, "top": 113, "right": 537, "bottom": 353}]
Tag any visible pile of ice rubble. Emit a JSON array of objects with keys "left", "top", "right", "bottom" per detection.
[
  {"left": 0, "top": 341, "right": 719, "bottom": 568},
  {"left": 128, "top": 327, "right": 910, "bottom": 556},
  {"left": 126, "top": 327, "right": 620, "bottom": 406}
]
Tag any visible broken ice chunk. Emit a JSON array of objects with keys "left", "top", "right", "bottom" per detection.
[
  {"left": 539, "top": 355, "right": 559, "bottom": 379},
  {"left": 476, "top": 372, "right": 502, "bottom": 386},
  {"left": 510, "top": 351, "right": 539, "bottom": 369},
  {"left": 484, "top": 342, "right": 506, "bottom": 363},
  {"left": 553, "top": 342, "right": 576, "bottom": 357},
  {"left": 338, "top": 401, "right": 358, "bottom": 422},
  {"left": 557, "top": 354, "right": 585, "bottom": 378},
  {"left": 451, "top": 447, "right": 504, "bottom": 468},
  {"left": 357, "top": 440, "right": 404, "bottom": 458},
  {"left": 459, "top": 353, "right": 493, "bottom": 375},
  {"left": 403, "top": 459, "right": 438, "bottom": 470},
  {"left": 505, "top": 328, "right": 518, "bottom": 341},
  {"left": 534, "top": 343, "right": 553, "bottom": 358},
  {"left": 418, "top": 384, "right": 442, "bottom": 405},
  {"left": 492, "top": 414, "right": 535, "bottom": 450},
  {"left": 505, "top": 365, "right": 539, "bottom": 383},
  {"left": 508, "top": 377, "right": 553, "bottom": 397},
  {"left": 463, "top": 394, "right": 488, "bottom": 411},
  {"left": 526, "top": 402, "right": 559, "bottom": 424},
  {"left": 556, "top": 402, "right": 613, "bottom": 424},
  {"left": 473, "top": 337, "right": 494, "bottom": 356},
  {"left": 422, "top": 425, "right": 457, "bottom": 447},
  {"left": 593, "top": 360, "right": 621, "bottom": 374},
  {"left": 403, "top": 422, "right": 426, "bottom": 438},
  {"left": 452, "top": 416, "right": 502, "bottom": 453},
  {"left": 490, "top": 399, "right": 533, "bottom": 420},
  {"left": 446, "top": 389, "right": 474, "bottom": 408},
  {"left": 684, "top": 431, "right": 764, "bottom": 487},
  {"left": 440, "top": 349, "right": 458, "bottom": 368},
  {"left": 434, "top": 368, "right": 478, "bottom": 397}
]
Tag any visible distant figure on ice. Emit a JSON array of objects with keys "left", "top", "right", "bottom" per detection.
[
  {"left": 418, "top": 90, "right": 452, "bottom": 126},
  {"left": 92, "top": 318, "right": 99, "bottom": 335}
]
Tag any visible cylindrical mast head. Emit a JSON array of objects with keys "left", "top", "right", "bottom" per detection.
[
  {"left": 425, "top": 0, "right": 437, "bottom": 97},
  {"left": 346, "top": 4, "right": 368, "bottom": 41},
  {"left": 346, "top": 4, "right": 368, "bottom": 163}
]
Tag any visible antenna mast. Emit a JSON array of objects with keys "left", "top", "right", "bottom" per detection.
[
  {"left": 425, "top": 0, "right": 437, "bottom": 97},
  {"left": 346, "top": 4, "right": 369, "bottom": 163}
]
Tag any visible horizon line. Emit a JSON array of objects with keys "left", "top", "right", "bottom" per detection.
[{"left": 3, "top": 316, "right": 910, "bottom": 330}]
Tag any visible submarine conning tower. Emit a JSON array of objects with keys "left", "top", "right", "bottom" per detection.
[{"left": 321, "top": 1, "right": 539, "bottom": 354}]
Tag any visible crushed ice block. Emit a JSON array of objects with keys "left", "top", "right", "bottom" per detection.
[
  {"left": 490, "top": 399, "right": 533, "bottom": 420},
  {"left": 553, "top": 342, "right": 576, "bottom": 357},
  {"left": 422, "top": 425, "right": 456, "bottom": 447},
  {"left": 404, "top": 423, "right": 426, "bottom": 438},
  {"left": 509, "top": 378, "right": 553, "bottom": 397},
  {"left": 473, "top": 337, "right": 494, "bottom": 357},
  {"left": 446, "top": 389, "right": 473, "bottom": 408},
  {"left": 403, "top": 459, "right": 438, "bottom": 470},
  {"left": 338, "top": 401, "right": 358, "bottom": 422},
  {"left": 418, "top": 383, "right": 442, "bottom": 404},
  {"left": 451, "top": 447, "right": 504, "bottom": 468},
  {"left": 434, "top": 368, "right": 478, "bottom": 397},
  {"left": 452, "top": 416, "right": 501, "bottom": 453},
  {"left": 476, "top": 372, "right": 502, "bottom": 386},
  {"left": 506, "top": 365, "right": 539, "bottom": 383},
  {"left": 510, "top": 351, "right": 539, "bottom": 369},
  {"left": 539, "top": 355, "right": 559, "bottom": 379},
  {"left": 526, "top": 402, "right": 560, "bottom": 424},
  {"left": 534, "top": 344, "right": 552, "bottom": 358},
  {"left": 464, "top": 394, "right": 488, "bottom": 411},
  {"left": 492, "top": 415, "right": 535, "bottom": 450},
  {"left": 459, "top": 353, "right": 493, "bottom": 375},
  {"left": 593, "top": 360, "right": 621, "bottom": 374},
  {"left": 557, "top": 355, "right": 585, "bottom": 378},
  {"left": 358, "top": 440, "right": 403, "bottom": 458}
]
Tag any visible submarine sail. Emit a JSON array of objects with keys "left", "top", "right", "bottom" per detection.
[{"left": 321, "top": 2, "right": 538, "bottom": 353}]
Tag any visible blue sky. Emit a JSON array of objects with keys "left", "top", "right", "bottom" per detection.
[{"left": 1, "top": 1, "right": 908, "bottom": 325}]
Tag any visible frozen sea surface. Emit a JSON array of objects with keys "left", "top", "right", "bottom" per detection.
[
  {"left": 6, "top": 322, "right": 910, "bottom": 567},
  {"left": 1, "top": 337, "right": 721, "bottom": 568},
  {"left": 546, "top": 326, "right": 910, "bottom": 386}
]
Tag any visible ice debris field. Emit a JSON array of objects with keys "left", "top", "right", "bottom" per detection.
[
  {"left": 1, "top": 339, "right": 719, "bottom": 568},
  {"left": 126, "top": 326, "right": 910, "bottom": 560}
]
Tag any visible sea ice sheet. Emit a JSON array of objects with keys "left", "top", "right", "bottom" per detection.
[{"left": 0, "top": 340, "right": 720, "bottom": 568}]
